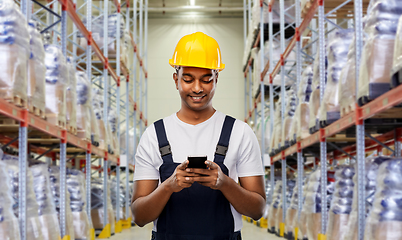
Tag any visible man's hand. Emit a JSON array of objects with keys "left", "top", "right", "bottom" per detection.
[
  {"left": 189, "top": 160, "right": 228, "bottom": 190},
  {"left": 165, "top": 160, "right": 200, "bottom": 193}
]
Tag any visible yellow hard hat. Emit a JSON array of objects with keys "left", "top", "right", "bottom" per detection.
[{"left": 169, "top": 32, "right": 225, "bottom": 71}]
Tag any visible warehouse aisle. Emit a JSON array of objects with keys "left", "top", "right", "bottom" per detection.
[{"left": 101, "top": 220, "right": 283, "bottom": 240}]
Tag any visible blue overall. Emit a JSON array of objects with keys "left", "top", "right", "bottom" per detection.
[{"left": 151, "top": 116, "right": 241, "bottom": 240}]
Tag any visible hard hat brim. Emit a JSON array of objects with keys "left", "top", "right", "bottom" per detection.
[{"left": 169, "top": 59, "right": 225, "bottom": 72}]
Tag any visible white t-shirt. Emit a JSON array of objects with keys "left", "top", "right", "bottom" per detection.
[{"left": 133, "top": 111, "right": 264, "bottom": 232}]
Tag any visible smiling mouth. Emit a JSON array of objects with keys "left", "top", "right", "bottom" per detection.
[{"left": 189, "top": 95, "right": 206, "bottom": 101}]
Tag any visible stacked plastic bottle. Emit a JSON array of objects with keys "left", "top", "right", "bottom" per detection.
[
  {"left": 48, "top": 166, "right": 75, "bottom": 239},
  {"left": 282, "top": 88, "right": 297, "bottom": 146},
  {"left": 0, "top": 0, "right": 30, "bottom": 104},
  {"left": 276, "top": 179, "right": 296, "bottom": 237},
  {"left": 30, "top": 163, "right": 61, "bottom": 240},
  {"left": 110, "top": 178, "right": 127, "bottom": 220},
  {"left": 291, "top": 65, "right": 313, "bottom": 141},
  {"left": 92, "top": 88, "right": 109, "bottom": 151},
  {"left": 3, "top": 156, "right": 44, "bottom": 240},
  {"left": 319, "top": 29, "right": 354, "bottom": 126},
  {"left": 296, "top": 176, "right": 310, "bottom": 240},
  {"left": 27, "top": 20, "right": 46, "bottom": 116},
  {"left": 303, "top": 167, "right": 335, "bottom": 240},
  {"left": 308, "top": 49, "right": 327, "bottom": 132},
  {"left": 66, "top": 169, "right": 92, "bottom": 239},
  {"left": 0, "top": 160, "right": 20, "bottom": 240},
  {"left": 76, "top": 71, "right": 92, "bottom": 141},
  {"left": 66, "top": 57, "right": 77, "bottom": 133},
  {"left": 268, "top": 180, "right": 282, "bottom": 233},
  {"left": 44, "top": 45, "right": 68, "bottom": 126},
  {"left": 108, "top": 109, "right": 118, "bottom": 155},
  {"left": 91, "top": 178, "right": 115, "bottom": 234},
  {"left": 358, "top": 0, "right": 402, "bottom": 103},
  {"left": 343, "top": 156, "right": 391, "bottom": 240},
  {"left": 285, "top": 179, "right": 303, "bottom": 240},
  {"left": 326, "top": 165, "right": 355, "bottom": 240},
  {"left": 364, "top": 158, "right": 402, "bottom": 240},
  {"left": 270, "top": 96, "right": 283, "bottom": 153}
]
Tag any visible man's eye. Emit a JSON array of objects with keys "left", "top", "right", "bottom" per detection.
[{"left": 202, "top": 77, "right": 213, "bottom": 83}]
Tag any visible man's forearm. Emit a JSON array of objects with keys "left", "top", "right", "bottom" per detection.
[
  {"left": 132, "top": 181, "right": 173, "bottom": 227},
  {"left": 219, "top": 176, "right": 266, "bottom": 220}
]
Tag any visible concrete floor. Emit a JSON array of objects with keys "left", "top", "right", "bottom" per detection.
[{"left": 99, "top": 220, "right": 284, "bottom": 240}]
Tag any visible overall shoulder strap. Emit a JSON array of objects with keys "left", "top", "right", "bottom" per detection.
[
  {"left": 154, "top": 119, "right": 173, "bottom": 162},
  {"left": 215, "top": 115, "right": 236, "bottom": 157}
]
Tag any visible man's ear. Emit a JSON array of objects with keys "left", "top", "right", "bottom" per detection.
[{"left": 173, "top": 73, "right": 179, "bottom": 90}]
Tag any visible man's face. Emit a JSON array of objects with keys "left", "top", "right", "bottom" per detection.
[{"left": 174, "top": 67, "right": 218, "bottom": 112}]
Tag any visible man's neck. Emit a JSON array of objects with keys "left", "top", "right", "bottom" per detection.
[{"left": 176, "top": 107, "right": 216, "bottom": 125}]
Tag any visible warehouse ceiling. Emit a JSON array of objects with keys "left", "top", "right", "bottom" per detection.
[{"left": 147, "top": 0, "right": 245, "bottom": 18}]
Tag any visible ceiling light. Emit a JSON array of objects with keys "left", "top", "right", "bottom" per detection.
[{"left": 189, "top": 0, "right": 195, "bottom": 6}]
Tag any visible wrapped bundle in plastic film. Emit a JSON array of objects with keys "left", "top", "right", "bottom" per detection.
[
  {"left": 251, "top": 0, "right": 295, "bottom": 32},
  {"left": 0, "top": 160, "right": 20, "bottom": 240},
  {"left": 364, "top": 158, "right": 402, "bottom": 240},
  {"left": 3, "top": 157, "right": 44, "bottom": 240},
  {"left": 30, "top": 163, "right": 61, "bottom": 240},
  {"left": 108, "top": 109, "right": 118, "bottom": 155},
  {"left": 78, "top": 15, "right": 124, "bottom": 59},
  {"left": 281, "top": 88, "right": 297, "bottom": 146},
  {"left": 296, "top": 176, "right": 310, "bottom": 240},
  {"left": 308, "top": 49, "right": 327, "bottom": 132},
  {"left": 267, "top": 181, "right": 282, "bottom": 234},
  {"left": 269, "top": 97, "right": 283, "bottom": 153},
  {"left": 253, "top": 39, "right": 296, "bottom": 93},
  {"left": 91, "top": 178, "right": 115, "bottom": 234},
  {"left": 110, "top": 178, "right": 128, "bottom": 220},
  {"left": 76, "top": 71, "right": 92, "bottom": 140},
  {"left": 358, "top": 0, "right": 402, "bottom": 103},
  {"left": 66, "top": 57, "right": 77, "bottom": 133},
  {"left": 0, "top": 0, "right": 30, "bottom": 104},
  {"left": 27, "top": 20, "right": 46, "bottom": 116},
  {"left": 291, "top": 65, "right": 313, "bottom": 141},
  {"left": 286, "top": 180, "right": 304, "bottom": 240},
  {"left": 67, "top": 169, "right": 92, "bottom": 240},
  {"left": 303, "top": 168, "right": 335, "bottom": 240},
  {"left": 92, "top": 88, "right": 109, "bottom": 151},
  {"left": 48, "top": 166, "right": 75, "bottom": 239},
  {"left": 122, "top": 30, "right": 133, "bottom": 67},
  {"left": 45, "top": 45, "right": 68, "bottom": 126},
  {"left": 319, "top": 29, "right": 354, "bottom": 125},
  {"left": 344, "top": 156, "right": 391, "bottom": 240},
  {"left": 276, "top": 179, "right": 296, "bottom": 237},
  {"left": 326, "top": 165, "right": 355, "bottom": 240},
  {"left": 391, "top": 15, "right": 402, "bottom": 87},
  {"left": 254, "top": 105, "right": 270, "bottom": 154}
]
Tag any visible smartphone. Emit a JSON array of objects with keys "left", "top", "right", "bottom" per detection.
[{"left": 187, "top": 156, "right": 207, "bottom": 169}]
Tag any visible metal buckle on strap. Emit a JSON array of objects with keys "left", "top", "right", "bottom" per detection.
[
  {"left": 159, "top": 145, "right": 171, "bottom": 157},
  {"left": 216, "top": 145, "right": 228, "bottom": 156}
]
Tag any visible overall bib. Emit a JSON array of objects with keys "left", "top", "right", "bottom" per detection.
[{"left": 152, "top": 116, "right": 241, "bottom": 240}]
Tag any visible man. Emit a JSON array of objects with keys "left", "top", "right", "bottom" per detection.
[{"left": 131, "top": 32, "right": 266, "bottom": 240}]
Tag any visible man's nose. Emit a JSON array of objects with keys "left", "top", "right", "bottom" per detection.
[{"left": 192, "top": 80, "right": 203, "bottom": 93}]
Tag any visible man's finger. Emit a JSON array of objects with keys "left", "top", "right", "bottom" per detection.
[
  {"left": 205, "top": 160, "right": 218, "bottom": 170},
  {"left": 177, "top": 160, "right": 189, "bottom": 170}
]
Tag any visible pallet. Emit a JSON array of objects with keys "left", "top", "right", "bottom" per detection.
[
  {"left": 3, "top": 95, "right": 27, "bottom": 108},
  {"left": 309, "top": 119, "right": 319, "bottom": 134},
  {"left": 357, "top": 83, "right": 390, "bottom": 107},
  {"left": 46, "top": 113, "right": 66, "bottom": 129},
  {"left": 66, "top": 124, "right": 77, "bottom": 135},
  {"left": 391, "top": 68, "right": 402, "bottom": 88},
  {"left": 28, "top": 104, "right": 46, "bottom": 119},
  {"left": 320, "top": 111, "right": 341, "bottom": 128},
  {"left": 340, "top": 103, "right": 355, "bottom": 117},
  {"left": 0, "top": 117, "right": 18, "bottom": 125}
]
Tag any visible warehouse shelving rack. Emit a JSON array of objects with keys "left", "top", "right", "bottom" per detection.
[
  {"left": 0, "top": 0, "right": 148, "bottom": 239},
  {"left": 244, "top": 0, "right": 402, "bottom": 239}
]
